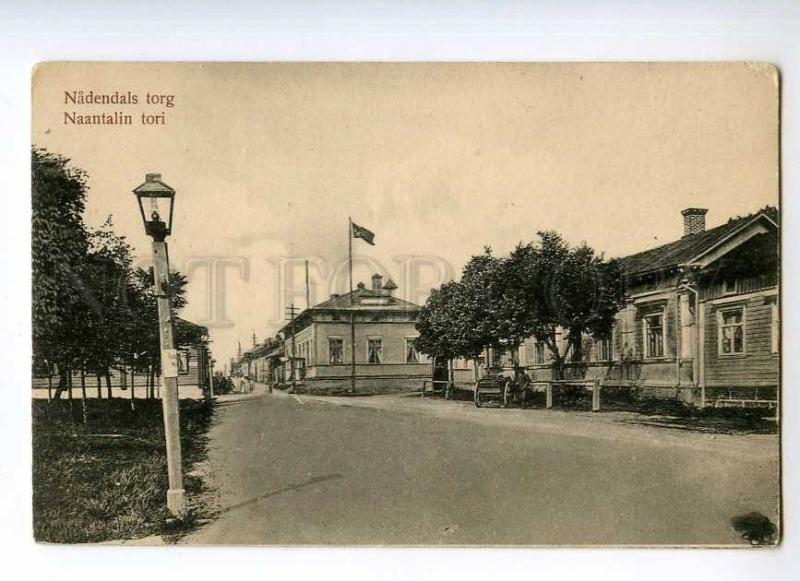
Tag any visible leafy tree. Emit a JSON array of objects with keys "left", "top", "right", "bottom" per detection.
[
  {"left": 82, "top": 218, "right": 138, "bottom": 395},
  {"left": 415, "top": 248, "right": 503, "bottom": 372},
  {"left": 524, "top": 231, "right": 624, "bottom": 378},
  {"left": 32, "top": 149, "right": 91, "bottom": 398},
  {"left": 127, "top": 267, "right": 191, "bottom": 391},
  {"left": 416, "top": 233, "right": 624, "bottom": 381},
  {"left": 414, "top": 281, "right": 465, "bottom": 362},
  {"left": 454, "top": 248, "right": 504, "bottom": 358}
]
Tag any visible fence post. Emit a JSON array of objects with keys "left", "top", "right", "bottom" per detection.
[
  {"left": 592, "top": 380, "right": 601, "bottom": 412},
  {"left": 546, "top": 384, "right": 553, "bottom": 409}
]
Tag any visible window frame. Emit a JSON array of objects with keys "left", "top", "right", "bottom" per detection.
[
  {"left": 596, "top": 337, "right": 611, "bottom": 362},
  {"left": 178, "top": 350, "right": 191, "bottom": 375},
  {"left": 642, "top": 311, "right": 666, "bottom": 359},
  {"left": 367, "top": 337, "right": 383, "bottom": 365},
  {"left": 404, "top": 338, "right": 420, "bottom": 364},
  {"left": 328, "top": 336, "right": 344, "bottom": 365},
  {"left": 717, "top": 305, "right": 746, "bottom": 356},
  {"left": 722, "top": 277, "right": 739, "bottom": 296}
]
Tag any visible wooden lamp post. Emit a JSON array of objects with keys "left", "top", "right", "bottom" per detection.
[{"left": 133, "top": 173, "right": 186, "bottom": 518}]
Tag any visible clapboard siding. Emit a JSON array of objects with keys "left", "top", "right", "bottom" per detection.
[
  {"left": 701, "top": 272, "right": 778, "bottom": 301},
  {"left": 704, "top": 293, "right": 779, "bottom": 386}
]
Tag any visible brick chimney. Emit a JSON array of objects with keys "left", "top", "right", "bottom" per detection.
[
  {"left": 681, "top": 208, "right": 708, "bottom": 237},
  {"left": 371, "top": 273, "right": 383, "bottom": 291}
]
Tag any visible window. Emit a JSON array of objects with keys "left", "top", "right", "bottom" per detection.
[
  {"left": 722, "top": 277, "right": 738, "bottom": 295},
  {"left": 329, "top": 338, "right": 343, "bottom": 364},
  {"left": 368, "top": 338, "right": 383, "bottom": 364},
  {"left": 772, "top": 302, "right": 780, "bottom": 354},
  {"left": 178, "top": 350, "right": 190, "bottom": 375},
  {"left": 533, "top": 342, "right": 545, "bottom": 365},
  {"left": 597, "top": 338, "right": 611, "bottom": 361},
  {"left": 644, "top": 313, "right": 664, "bottom": 358},
  {"left": 719, "top": 308, "right": 744, "bottom": 355},
  {"left": 405, "top": 339, "right": 420, "bottom": 363}
]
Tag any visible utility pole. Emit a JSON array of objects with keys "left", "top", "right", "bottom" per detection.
[{"left": 285, "top": 303, "right": 300, "bottom": 390}]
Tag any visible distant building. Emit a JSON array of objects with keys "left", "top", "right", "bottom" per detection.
[
  {"left": 258, "top": 273, "right": 430, "bottom": 394},
  {"left": 232, "top": 339, "right": 280, "bottom": 392},
  {"left": 32, "top": 318, "right": 212, "bottom": 400}
]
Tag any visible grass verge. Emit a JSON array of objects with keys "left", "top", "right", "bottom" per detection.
[{"left": 32, "top": 397, "right": 214, "bottom": 544}]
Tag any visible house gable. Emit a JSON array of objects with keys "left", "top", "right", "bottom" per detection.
[
  {"left": 680, "top": 214, "right": 777, "bottom": 271},
  {"left": 619, "top": 207, "right": 778, "bottom": 280}
]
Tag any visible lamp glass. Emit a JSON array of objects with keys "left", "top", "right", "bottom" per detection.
[{"left": 144, "top": 195, "right": 170, "bottom": 223}]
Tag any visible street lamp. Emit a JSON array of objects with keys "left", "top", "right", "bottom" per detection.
[
  {"left": 134, "top": 173, "right": 175, "bottom": 242},
  {"left": 133, "top": 173, "right": 186, "bottom": 518}
]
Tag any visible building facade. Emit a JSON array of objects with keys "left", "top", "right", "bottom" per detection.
[
  {"left": 260, "top": 273, "right": 430, "bottom": 394},
  {"left": 450, "top": 207, "right": 780, "bottom": 409}
]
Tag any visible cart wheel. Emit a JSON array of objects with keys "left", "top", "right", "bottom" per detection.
[{"left": 474, "top": 385, "right": 482, "bottom": 408}]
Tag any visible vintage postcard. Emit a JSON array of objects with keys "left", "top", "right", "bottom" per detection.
[{"left": 31, "top": 62, "right": 780, "bottom": 546}]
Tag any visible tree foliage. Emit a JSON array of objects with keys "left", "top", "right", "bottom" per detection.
[
  {"left": 31, "top": 148, "right": 205, "bottom": 400},
  {"left": 523, "top": 231, "right": 624, "bottom": 376},
  {"left": 415, "top": 232, "right": 625, "bottom": 378},
  {"left": 32, "top": 149, "right": 90, "bottom": 378},
  {"left": 415, "top": 248, "right": 504, "bottom": 363}
]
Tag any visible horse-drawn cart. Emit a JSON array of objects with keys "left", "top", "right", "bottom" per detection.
[{"left": 474, "top": 373, "right": 535, "bottom": 408}]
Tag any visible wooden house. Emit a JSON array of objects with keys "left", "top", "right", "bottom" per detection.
[{"left": 451, "top": 207, "right": 780, "bottom": 409}]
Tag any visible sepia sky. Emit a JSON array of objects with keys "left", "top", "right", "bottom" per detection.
[{"left": 32, "top": 62, "right": 779, "bottom": 366}]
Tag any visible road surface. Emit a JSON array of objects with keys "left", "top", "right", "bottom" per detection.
[{"left": 185, "top": 391, "right": 779, "bottom": 546}]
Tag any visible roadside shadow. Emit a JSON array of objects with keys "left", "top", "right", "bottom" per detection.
[{"left": 219, "top": 473, "right": 344, "bottom": 516}]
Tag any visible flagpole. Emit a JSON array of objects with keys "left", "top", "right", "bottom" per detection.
[
  {"left": 348, "top": 217, "right": 356, "bottom": 393},
  {"left": 305, "top": 259, "right": 310, "bottom": 310}
]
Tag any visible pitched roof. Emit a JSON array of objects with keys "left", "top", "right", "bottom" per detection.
[
  {"left": 276, "top": 286, "right": 421, "bottom": 338},
  {"left": 618, "top": 207, "right": 779, "bottom": 277},
  {"left": 175, "top": 317, "right": 209, "bottom": 345},
  {"left": 175, "top": 317, "right": 207, "bottom": 332},
  {"left": 312, "top": 286, "right": 421, "bottom": 311},
  {"left": 242, "top": 339, "right": 280, "bottom": 359}
]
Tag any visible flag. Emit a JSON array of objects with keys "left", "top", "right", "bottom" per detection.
[{"left": 351, "top": 221, "right": 375, "bottom": 245}]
